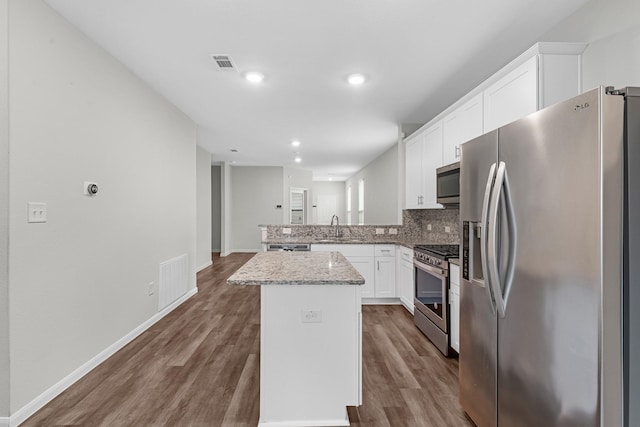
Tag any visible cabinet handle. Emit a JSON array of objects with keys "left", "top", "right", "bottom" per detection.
[
  {"left": 377, "top": 261, "right": 380, "bottom": 270},
  {"left": 455, "top": 145, "right": 461, "bottom": 159}
]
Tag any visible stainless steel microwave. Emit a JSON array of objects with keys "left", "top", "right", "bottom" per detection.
[{"left": 436, "top": 162, "right": 460, "bottom": 205}]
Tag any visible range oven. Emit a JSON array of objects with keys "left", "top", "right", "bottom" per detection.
[{"left": 413, "top": 244, "right": 459, "bottom": 357}]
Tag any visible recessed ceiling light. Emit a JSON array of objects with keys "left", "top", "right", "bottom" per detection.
[
  {"left": 347, "top": 73, "right": 367, "bottom": 85},
  {"left": 291, "top": 140, "right": 301, "bottom": 147},
  {"left": 244, "top": 71, "right": 264, "bottom": 83},
  {"left": 294, "top": 157, "right": 302, "bottom": 163},
  {"left": 329, "top": 177, "right": 333, "bottom": 181}
]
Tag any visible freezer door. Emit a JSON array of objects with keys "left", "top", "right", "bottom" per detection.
[
  {"left": 459, "top": 131, "right": 498, "bottom": 427},
  {"left": 494, "top": 88, "right": 623, "bottom": 426}
]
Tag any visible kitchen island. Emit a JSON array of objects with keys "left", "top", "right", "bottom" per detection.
[{"left": 228, "top": 251, "right": 364, "bottom": 427}]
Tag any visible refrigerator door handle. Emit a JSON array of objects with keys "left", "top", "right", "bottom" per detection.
[
  {"left": 500, "top": 164, "right": 517, "bottom": 314},
  {"left": 488, "top": 162, "right": 517, "bottom": 318},
  {"left": 481, "top": 162, "right": 497, "bottom": 314}
]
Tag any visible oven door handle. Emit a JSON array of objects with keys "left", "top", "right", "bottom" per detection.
[{"left": 413, "top": 260, "right": 447, "bottom": 278}]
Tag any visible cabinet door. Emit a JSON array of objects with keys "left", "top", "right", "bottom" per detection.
[
  {"left": 374, "top": 257, "right": 396, "bottom": 298},
  {"left": 450, "top": 283, "right": 460, "bottom": 353},
  {"left": 421, "top": 121, "right": 443, "bottom": 209},
  {"left": 449, "top": 264, "right": 460, "bottom": 352},
  {"left": 483, "top": 55, "right": 538, "bottom": 132},
  {"left": 405, "top": 136, "right": 423, "bottom": 209},
  {"left": 399, "top": 260, "right": 414, "bottom": 312},
  {"left": 347, "top": 256, "right": 375, "bottom": 298}
]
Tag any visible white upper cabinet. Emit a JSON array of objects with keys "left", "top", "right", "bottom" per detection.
[
  {"left": 483, "top": 55, "right": 538, "bottom": 132},
  {"left": 484, "top": 43, "right": 586, "bottom": 132},
  {"left": 404, "top": 121, "right": 443, "bottom": 210},
  {"left": 442, "top": 92, "right": 483, "bottom": 165},
  {"left": 404, "top": 43, "right": 586, "bottom": 211},
  {"left": 421, "top": 121, "right": 443, "bottom": 209},
  {"left": 405, "top": 135, "right": 424, "bottom": 209}
]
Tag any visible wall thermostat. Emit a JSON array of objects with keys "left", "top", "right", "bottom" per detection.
[{"left": 84, "top": 181, "right": 99, "bottom": 196}]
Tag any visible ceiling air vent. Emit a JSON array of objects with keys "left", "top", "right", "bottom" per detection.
[{"left": 210, "top": 54, "right": 237, "bottom": 72}]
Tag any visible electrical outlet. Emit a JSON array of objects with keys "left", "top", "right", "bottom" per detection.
[
  {"left": 445, "top": 226, "right": 451, "bottom": 233},
  {"left": 427, "top": 224, "right": 432, "bottom": 231},
  {"left": 148, "top": 282, "right": 155, "bottom": 296},
  {"left": 27, "top": 202, "right": 47, "bottom": 223},
  {"left": 389, "top": 228, "right": 398, "bottom": 235},
  {"left": 375, "top": 228, "right": 384, "bottom": 235},
  {"left": 282, "top": 228, "right": 291, "bottom": 234},
  {"left": 301, "top": 309, "right": 322, "bottom": 323}
]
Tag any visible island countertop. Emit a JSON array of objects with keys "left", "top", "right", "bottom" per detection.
[{"left": 227, "top": 251, "right": 365, "bottom": 286}]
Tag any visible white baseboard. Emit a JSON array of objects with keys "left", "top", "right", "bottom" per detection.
[
  {"left": 232, "top": 249, "right": 260, "bottom": 253},
  {"left": 9, "top": 287, "right": 198, "bottom": 427},
  {"left": 362, "top": 297, "right": 402, "bottom": 305},
  {"left": 196, "top": 260, "right": 213, "bottom": 272},
  {"left": 220, "top": 250, "right": 232, "bottom": 257},
  {"left": 0, "top": 417, "right": 9, "bottom": 427}
]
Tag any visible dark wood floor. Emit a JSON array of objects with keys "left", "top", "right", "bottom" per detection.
[{"left": 23, "top": 253, "right": 472, "bottom": 427}]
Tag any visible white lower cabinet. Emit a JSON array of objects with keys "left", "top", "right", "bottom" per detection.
[
  {"left": 396, "top": 246, "right": 414, "bottom": 313},
  {"left": 311, "top": 244, "right": 398, "bottom": 301},
  {"left": 348, "top": 256, "right": 375, "bottom": 298},
  {"left": 449, "top": 263, "right": 460, "bottom": 353},
  {"left": 374, "top": 245, "right": 396, "bottom": 298}
]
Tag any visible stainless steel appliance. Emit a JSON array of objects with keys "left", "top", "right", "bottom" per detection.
[
  {"left": 266, "top": 243, "right": 310, "bottom": 251},
  {"left": 413, "top": 244, "right": 459, "bottom": 356},
  {"left": 436, "top": 162, "right": 460, "bottom": 205},
  {"left": 459, "top": 86, "right": 639, "bottom": 427}
]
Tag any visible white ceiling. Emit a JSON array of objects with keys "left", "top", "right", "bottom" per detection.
[{"left": 44, "top": 0, "right": 589, "bottom": 181}]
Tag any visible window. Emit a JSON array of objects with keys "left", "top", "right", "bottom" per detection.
[
  {"left": 346, "top": 185, "right": 352, "bottom": 225},
  {"left": 358, "top": 179, "right": 364, "bottom": 225}
]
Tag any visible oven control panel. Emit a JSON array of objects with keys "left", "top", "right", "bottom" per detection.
[{"left": 414, "top": 251, "right": 444, "bottom": 267}]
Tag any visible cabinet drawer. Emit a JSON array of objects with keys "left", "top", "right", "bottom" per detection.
[
  {"left": 374, "top": 244, "right": 395, "bottom": 257},
  {"left": 311, "top": 244, "right": 374, "bottom": 257},
  {"left": 398, "top": 246, "right": 413, "bottom": 263}
]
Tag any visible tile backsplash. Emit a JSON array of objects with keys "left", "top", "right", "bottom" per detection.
[{"left": 401, "top": 208, "right": 460, "bottom": 244}]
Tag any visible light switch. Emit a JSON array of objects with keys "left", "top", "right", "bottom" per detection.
[{"left": 28, "top": 202, "right": 47, "bottom": 223}]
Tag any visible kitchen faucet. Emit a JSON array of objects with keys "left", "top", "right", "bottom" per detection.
[{"left": 330, "top": 214, "right": 341, "bottom": 238}]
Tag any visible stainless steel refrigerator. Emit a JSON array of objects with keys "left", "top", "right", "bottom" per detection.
[{"left": 459, "top": 86, "right": 639, "bottom": 427}]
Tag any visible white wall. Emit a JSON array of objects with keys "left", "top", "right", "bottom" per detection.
[
  {"left": 230, "top": 166, "right": 283, "bottom": 251},
  {"left": 211, "top": 165, "right": 221, "bottom": 252},
  {"left": 0, "top": 0, "right": 9, "bottom": 418},
  {"left": 541, "top": 0, "right": 640, "bottom": 90},
  {"left": 196, "top": 145, "right": 212, "bottom": 270},
  {"left": 345, "top": 144, "right": 401, "bottom": 225},
  {"left": 8, "top": 0, "right": 196, "bottom": 414}
]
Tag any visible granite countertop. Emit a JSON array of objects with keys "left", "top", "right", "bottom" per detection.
[{"left": 227, "top": 251, "right": 365, "bottom": 286}]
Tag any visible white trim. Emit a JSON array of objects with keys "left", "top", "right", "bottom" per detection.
[
  {"left": 8, "top": 287, "right": 198, "bottom": 427},
  {"left": 196, "top": 260, "right": 212, "bottom": 272},
  {"left": 231, "top": 249, "right": 260, "bottom": 253},
  {"left": 0, "top": 417, "right": 9, "bottom": 427},
  {"left": 220, "top": 250, "right": 232, "bottom": 257},
  {"left": 362, "top": 297, "right": 402, "bottom": 305},
  {"left": 258, "top": 422, "right": 349, "bottom": 427}
]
